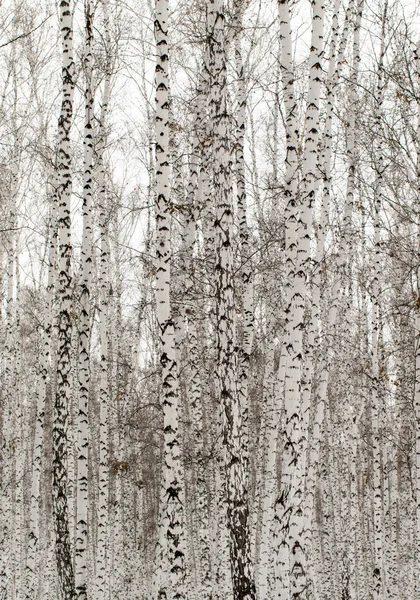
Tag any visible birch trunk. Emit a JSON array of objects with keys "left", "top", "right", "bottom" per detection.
[
  {"left": 371, "top": 5, "right": 387, "bottom": 598},
  {"left": 234, "top": 3, "right": 254, "bottom": 491},
  {"left": 154, "top": 0, "right": 186, "bottom": 596},
  {"left": 95, "top": 3, "right": 111, "bottom": 593},
  {"left": 76, "top": 3, "right": 94, "bottom": 597},
  {"left": 302, "top": 0, "right": 341, "bottom": 555},
  {"left": 185, "top": 89, "right": 212, "bottom": 599},
  {"left": 52, "top": 1, "right": 76, "bottom": 594},
  {"left": 304, "top": 0, "right": 362, "bottom": 580},
  {"left": 278, "top": 0, "right": 325, "bottom": 596},
  {"left": 209, "top": 1, "right": 255, "bottom": 597},
  {"left": 273, "top": 4, "right": 298, "bottom": 595}
]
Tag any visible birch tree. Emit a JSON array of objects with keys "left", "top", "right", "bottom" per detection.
[
  {"left": 52, "top": 0, "right": 76, "bottom": 597},
  {"left": 276, "top": 0, "right": 325, "bottom": 597},
  {"left": 154, "top": 0, "right": 186, "bottom": 596},
  {"left": 208, "top": 1, "right": 255, "bottom": 597},
  {"left": 75, "top": 2, "right": 94, "bottom": 597},
  {"left": 371, "top": 4, "right": 388, "bottom": 598},
  {"left": 95, "top": 2, "right": 112, "bottom": 598}
]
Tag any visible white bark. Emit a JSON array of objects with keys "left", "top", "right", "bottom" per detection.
[
  {"left": 209, "top": 1, "right": 255, "bottom": 597},
  {"left": 371, "top": 5, "right": 387, "bottom": 598},
  {"left": 273, "top": 3, "right": 298, "bottom": 595},
  {"left": 95, "top": 5, "right": 111, "bottom": 592},
  {"left": 234, "top": 7, "right": 254, "bottom": 486},
  {"left": 154, "top": 0, "right": 186, "bottom": 596},
  {"left": 277, "top": 0, "right": 325, "bottom": 596},
  {"left": 76, "top": 3, "right": 94, "bottom": 597},
  {"left": 52, "top": 0, "right": 76, "bottom": 596}
]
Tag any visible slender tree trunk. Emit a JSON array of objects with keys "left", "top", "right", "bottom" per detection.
[
  {"left": 371, "top": 5, "right": 387, "bottom": 598},
  {"left": 234, "top": 3, "right": 254, "bottom": 492},
  {"left": 277, "top": 0, "right": 325, "bottom": 596},
  {"left": 53, "top": 0, "right": 76, "bottom": 597},
  {"left": 184, "top": 88, "right": 212, "bottom": 599},
  {"left": 154, "top": 0, "right": 186, "bottom": 596},
  {"left": 208, "top": 1, "right": 255, "bottom": 598},
  {"left": 75, "top": 3, "right": 94, "bottom": 597},
  {"left": 273, "top": 4, "right": 298, "bottom": 594},
  {"left": 95, "top": 3, "right": 111, "bottom": 594}
]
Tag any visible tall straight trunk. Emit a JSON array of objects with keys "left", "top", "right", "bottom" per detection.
[
  {"left": 277, "top": 0, "right": 299, "bottom": 316},
  {"left": 273, "top": 4, "right": 298, "bottom": 595},
  {"left": 208, "top": 1, "right": 255, "bottom": 598},
  {"left": 303, "top": 0, "right": 341, "bottom": 555},
  {"left": 277, "top": 0, "right": 325, "bottom": 597},
  {"left": 76, "top": 2, "right": 94, "bottom": 597},
  {"left": 53, "top": 0, "right": 76, "bottom": 597},
  {"left": 234, "top": 3, "right": 254, "bottom": 489},
  {"left": 385, "top": 426, "right": 399, "bottom": 600},
  {"left": 67, "top": 324, "right": 77, "bottom": 563},
  {"left": 371, "top": 5, "right": 387, "bottom": 599},
  {"left": 184, "top": 88, "right": 212, "bottom": 599},
  {"left": 95, "top": 1, "right": 111, "bottom": 595},
  {"left": 154, "top": 0, "right": 186, "bottom": 597}
]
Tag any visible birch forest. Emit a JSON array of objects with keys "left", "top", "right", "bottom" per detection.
[{"left": 2, "top": 0, "right": 420, "bottom": 598}]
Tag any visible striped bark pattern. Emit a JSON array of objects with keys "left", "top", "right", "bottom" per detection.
[
  {"left": 209, "top": 1, "right": 255, "bottom": 598},
  {"left": 185, "top": 89, "right": 212, "bottom": 599},
  {"left": 277, "top": 0, "right": 325, "bottom": 597},
  {"left": 75, "top": 2, "right": 94, "bottom": 598},
  {"left": 274, "top": 4, "right": 299, "bottom": 595},
  {"left": 371, "top": 5, "right": 387, "bottom": 599},
  {"left": 235, "top": 6, "right": 254, "bottom": 486},
  {"left": 94, "top": 2, "right": 112, "bottom": 598},
  {"left": 154, "top": 0, "right": 186, "bottom": 597},
  {"left": 303, "top": 0, "right": 341, "bottom": 557},
  {"left": 53, "top": 1, "right": 76, "bottom": 598}
]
